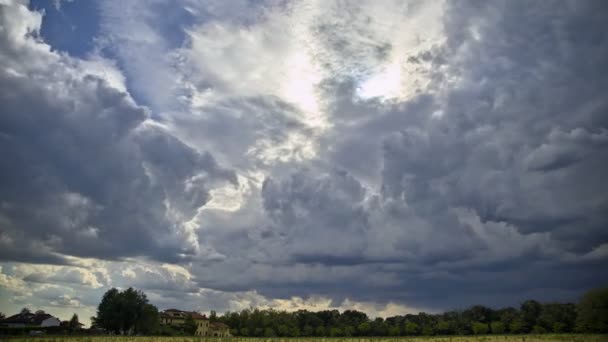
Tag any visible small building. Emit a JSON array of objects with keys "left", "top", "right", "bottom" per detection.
[
  {"left": 160, "top": 309, "right": 210, "bottom": 336},
  {"left": 209, "top": 322, "right": 231, "bottom": 337},
  {"left": 159, "top": 309, "right": 231, "bottom": 336},
  {"left": 0, "top": 311, "right": 61, "bottom": 328}
]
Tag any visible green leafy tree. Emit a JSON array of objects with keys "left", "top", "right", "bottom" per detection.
[
  {"left": 552, "top": 322, "right": 567, "bottom": 333},
  {"left": 497, "top": 307, "right": 518, "bottom": 333},
  {"left": 370, "top": 317, "right": 388, "bottom": 336},
  {"left": 357, "top": 322, "right": 371, "bottom": 336},
  {"left": 263, "top": 327, "right": 276, "bottom": 337},
  {"left": 93, "top": 287, "right": 159, "bottom": 335},
  {"left": 329, "top": 327, "right": 342, "bottom": 336},
  {"left": 137, "top": 304, "right": 159, "bottom": 335},
  {"left": 314, "top": 326, "right": 326, "bottom": 336},
  {"left": 436, "top": 319, "right": 456, "bottom": 335},
  {"left": 576, "top": 287, "right": 608, "bottom": 333},
  {"left": 490, "top": 321, "right": 505, "bottom": 334},
  {"left": 387, "top": 325, "right": 400, "bottom": 336},
  {"left": 509, "top": 317, "right": 524, "bottom": 334},
  {"left": 69, "top": 313, "right": 80, "bottom": 332},
  {"left": 538, "top": 303, "right": 576, "bottom": 333},
  {"left": 0, "top": 312, "right": 5, "bottom": 320},
  {"left": 520, "top": 300, "right": 542, "bottom": 333},
  {"left": 209, "top": 310, "right": 218, "bottom": 322},
  {"left": 302, "top": 325, "right": 314, "bottom": 336},
  {"left": 471, "top": 321, "right": 489, "bottom": 335},
  {"left": 403, "top": 321, "right": 420, "bottom": 335},
  {"left": 532, "top": 325, "right": 547, "bottom": 334},
  {"left": 183, "top": 314, "right": 197, "bottom": 335},
  {"left": 421, "top": 325, "right": 434, "bottom": 336}
]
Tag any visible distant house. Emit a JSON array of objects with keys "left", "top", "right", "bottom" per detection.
[
  {"left": 0, "top": 311, "right": 61, "bottom": 328},
  {"left": 160, "top": 309, "right": 210, "bottom": 336},
  {"left": 209, "top": 322, "right": 231, "bottom": 337},
  {"left": 159, "top": 309, "right": 230, "bottom": 337}
]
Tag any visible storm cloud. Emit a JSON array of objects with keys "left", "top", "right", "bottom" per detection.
[{"left": 1, "top": 0, "right": 607, "bottom": 323}]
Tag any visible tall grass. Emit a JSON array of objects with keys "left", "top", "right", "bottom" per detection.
[{"left": 2, "top": 336, "right": 608, "bottom": 342}]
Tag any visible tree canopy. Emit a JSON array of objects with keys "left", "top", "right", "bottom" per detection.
[
  {"left": 576, "top": 287, "right": 608, "bottom": 333},
  {"left": 92, "top": 287, "right": 159, "bottom": 335},
  {"left": 217, "top": 288, "right": 606, "bottom": 337}
]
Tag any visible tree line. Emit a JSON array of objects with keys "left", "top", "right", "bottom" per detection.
[
  {"left": 217, "top": 287, "right": 608, "bottom": 337},
  {"left": 84, "top": 286, "right": 607, "bottom": 336}
]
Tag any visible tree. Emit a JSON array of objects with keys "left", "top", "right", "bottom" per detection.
[
  {"left": 137, "top": 304, "right": 159, "bottom": 335},
  {"left": 357, "top": 322, "right": 371, "bottom": 336},
  {"left": 435, "top": 320, "right": 452, "bottom": 335},
  {"left": 520, "top": 300, "right": 542, "bottom": 333},
  {"left": 183, "top": 314, "right": 197, "bottom": 335},
  {"left": 497, "top": 307, "right": 518, "bottom": 332},
  {"left": 210, "top": 310, "right": 218, "bottom": 322},
  {"left": 20, "top": 308, "right": 31, "bottom": 315},
  {"left": 509, "top": 317, "right": 524, "bottom": 334},
  {"left": 0, "top": 312, "right": 5, "bottom": 320},
  {"left": 490, "top": 321, "right": 505, "bottom": 334},
  {"left": 388, "top": 325, "right": 401, "bottom": 336},
  {"left": 93, "top": 287, "right": 159, "bottom": 335},
  {"left": 538, "top": 303, "right": 576, "bottom": 333},
  {"left": 403, "top": 321, "right": 420, "bottom": 335},
  {"left": 302, "top": 325, "right": 314, "bottom": 336},
  {"left": 314, "top": 325, "right": 326, "bottom": 336},
  {"left": 471, "top": 322, "right": 489, "bottom": 335},
  {"left": 69, "top": 313, "right": 80, "bottom": 332},
  {"left": 576, "top": 287, "right": 608, "bottom": 333}
]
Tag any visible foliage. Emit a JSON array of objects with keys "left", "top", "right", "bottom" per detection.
[
  {"left": 183, "top": 314, "right": 197, "bottom": 335},
  {"left": 471, "top": 321, "right": 489, "bottom": 335},
  {"left": 521, "top": 300, "right": 542, "bottom": 333},
  {"left": 490, "top": 321, "right": 505, "bottom": 334},
  {"left": 576, "top": 287, "right": 608, "bottom": 333},
  {"left": 69, "top": 314, "right": 80, "bottom": 332},
  {"left": 92, "top": 287, "right": 159, "bottom": 335},
  {"left": 217, "top": 290, "right": 608, "bottom": 337},
  {"left": 215, "top": 289, "right": 608, "bottom": 337}
]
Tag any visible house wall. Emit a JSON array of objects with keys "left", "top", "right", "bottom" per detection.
[
  {"left": 160, "top": 312, "right": 209, "bottom": 336},
  {"left": 40, "top": 317, "right": 60, "bottom": 327},
  {"left": 195, "top": 320, "right": 209, "bottom": 336}
]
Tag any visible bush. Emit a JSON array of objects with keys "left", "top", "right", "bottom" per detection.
[
  {"left": 490, "top": 321, "right": 505, "bottom": 334},
  {"left": 471, "top": 322, "right": 489, "bottom": 335}
]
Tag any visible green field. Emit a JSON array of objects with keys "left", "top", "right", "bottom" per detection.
[{"left": 3, "top": 336, "right": 608, "bottom": 342}]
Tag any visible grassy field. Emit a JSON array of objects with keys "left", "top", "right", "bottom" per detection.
[{"left": 2, "top": 336, "right": 607, "bottom": 342}]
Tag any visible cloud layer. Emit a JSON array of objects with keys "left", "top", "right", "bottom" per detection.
[{"left": 1, "top": 0, "right": 607, "bottom": 323}]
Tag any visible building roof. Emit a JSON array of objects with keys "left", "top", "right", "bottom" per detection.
[
  {"left": 1, "top": 312, "right": 58, "bottom": 325},
  {"left": 160, "top": 309, "right": 208, "bottom": 320},
  {"left": 210, "top": 322, "right": 230, "bottom": 329}
]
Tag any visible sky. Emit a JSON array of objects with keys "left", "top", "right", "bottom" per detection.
[{"left": 1, "top": 0, "right": 607, "bottom": 326}]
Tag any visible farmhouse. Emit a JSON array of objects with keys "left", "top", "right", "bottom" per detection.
[
  {"left": 159, "top": 309, "right": 230, "bottom": 337},
  {"left": 209, "top": 322, "right": 230, "bottom": 337},
  {"left": 0, "top": 310, "right": 60, "bottom": 328}
]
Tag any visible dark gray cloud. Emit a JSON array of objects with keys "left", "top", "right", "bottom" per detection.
[
  {"left": 0, "top": 1, "right": 235, "bottom": 264},
  {"left": 1, "top": 0, "right": 608, "bottom": 319},
  {"left": 183, "top": 0, "right": 608, "bottom": 310}
]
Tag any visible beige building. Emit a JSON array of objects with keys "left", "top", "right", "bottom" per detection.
[
  {"left": 209, "top": 322, "right": 231, "bottom": 337},
  {"left": 159, "top": 309, "right": 230, "bottom": 337},
  {"left": 160, "top": 309, "right": 209, "bottom": 336}
]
